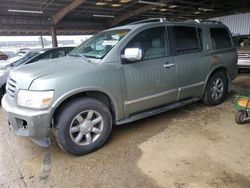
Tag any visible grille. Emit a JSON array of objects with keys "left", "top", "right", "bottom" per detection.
[
  {"left": 6, "top": 77, "right": 17, "bottom": 99},
  {"left": 238, "top": 53, "right": 250, "bottom": 58}
]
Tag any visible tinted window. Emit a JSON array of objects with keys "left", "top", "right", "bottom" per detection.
[
  {"left": 39, "top": 52, "right": 51, "bottom": 60},
  {"left": 65, "top": 48, "right": 73, "bottom": 55},
  {"left": 124, "top": 27, "right": 168, "bottom": 60},
  {"left": 210, "top": 28, "right": 232, "bottom": 50},
  {"left": 173, "top": 26, "right": 202, "bottom": 55}
]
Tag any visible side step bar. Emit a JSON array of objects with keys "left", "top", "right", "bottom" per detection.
[{"left": 116, "top": 97, "right": 200, "bottom": 125}]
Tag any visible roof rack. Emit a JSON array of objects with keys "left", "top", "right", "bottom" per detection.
[
  {"left": 127, "top": 18, "right": 167, "bottom": 25},
  {"left": 189, "top": 19, "right": 223, "bottom": 24}
]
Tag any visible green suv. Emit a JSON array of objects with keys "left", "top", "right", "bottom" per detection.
[{"left": 2, "top": 19, "right": 237, "bottom": 155}]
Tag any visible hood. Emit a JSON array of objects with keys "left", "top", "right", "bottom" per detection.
[
  {"left": 10, "top": 57, "right": 98, "bottom": 85},
  {"left": 0, "top": 60, "right": 7, "bottom": 63},
  {"left": 11, "top": 56, "right": 97, "bottom": 80},
  {"left": 0, "top": 62, "right": 12, "bottom": 70}
]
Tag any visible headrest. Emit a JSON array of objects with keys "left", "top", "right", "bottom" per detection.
[{"left": 152, "top": 38, "right": 163, "bottom": 48}]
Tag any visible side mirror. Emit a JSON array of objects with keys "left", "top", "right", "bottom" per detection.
[{"left": 122, "top": 48, "right": 142, "bottom": 62}]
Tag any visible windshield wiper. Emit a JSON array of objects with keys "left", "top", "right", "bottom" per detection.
[{"left": 68, "top": 53, "right": 91, "bottom": 62}]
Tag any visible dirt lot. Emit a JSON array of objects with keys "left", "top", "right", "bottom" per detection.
[{"left": 0, "top": 73, "right": 250, "bottom": 188}]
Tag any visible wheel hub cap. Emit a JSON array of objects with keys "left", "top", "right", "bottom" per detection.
[
  {"left": 69, "top": 110, "right": 104, "bottom": 146},
  {"left": 210, "top": 78, "right": 224, "bottom": 101},
  {"left": 80, "top": 121, "right": 92, "bottom": 133}
]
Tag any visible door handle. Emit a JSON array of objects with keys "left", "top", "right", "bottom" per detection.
[{"left": 164, "top": 63, "right": 175, "bottom": 69}]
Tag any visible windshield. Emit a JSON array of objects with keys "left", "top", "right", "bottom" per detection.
[
  {"left": 234, "top": 37, "right": 250, "bottom": 48},
  {"left": 70, "top": 29, "right": 130, "bottom": 59},
  {"left": 4, "top": 51, "right": 26, "bottom": 64},
  {"left": 11, "top": 52, "right": 39, "bottom": 67}
]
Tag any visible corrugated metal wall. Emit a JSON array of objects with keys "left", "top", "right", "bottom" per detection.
[{"left": 212, "top": 13, "right": 250, "bottom": 35}]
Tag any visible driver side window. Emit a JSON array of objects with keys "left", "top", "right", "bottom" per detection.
[{"left": 123, "top": 26, "right": 168, "bottom": 60}]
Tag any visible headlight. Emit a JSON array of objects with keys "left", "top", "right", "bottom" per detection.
[{"left": 18, "top": 90, "right": 54, "bottom": 109}]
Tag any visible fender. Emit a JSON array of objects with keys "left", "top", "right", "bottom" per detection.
[{"left": 50, "top": 86, "right": 123, "bottom": 122}]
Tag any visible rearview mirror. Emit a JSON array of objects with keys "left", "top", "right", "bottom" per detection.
[{"left": 122, "top": 48, "right": 142, "bottom": 62}]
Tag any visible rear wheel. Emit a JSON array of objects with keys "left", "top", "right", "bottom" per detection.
[
  {"left": 55, "top": 97, "right": 112, "bottom": 155},
  {"left": 202, "top": 71, "right": 227, "bottom": 106}
]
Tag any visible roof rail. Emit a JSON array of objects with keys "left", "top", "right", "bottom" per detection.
[
  {"left": 188, "top": 19, "right": 223, "bottom": 24},
  {"left": 128, "top": 18, "right": 167, "bottom": 25},
  {"left": 201, "top": 20, "right": 223, "bottom": 24}
]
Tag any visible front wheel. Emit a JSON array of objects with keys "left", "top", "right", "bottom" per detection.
[
  {"left": 202, "top": 71, "right": 227, "bottom": 106},
  {"left": 55, "top": 97, "right": 112, "bottom": 156},
  {"left": 0, "top": 86, "right": 6, "bottom": 103}
]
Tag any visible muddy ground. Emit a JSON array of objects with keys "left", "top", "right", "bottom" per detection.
[{"left": 0, "top": 73, "right": 250, "bottom": 188}]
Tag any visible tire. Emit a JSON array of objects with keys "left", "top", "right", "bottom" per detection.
[
  {"left": 202, "top": 71, "right": 227, "bottom": 106},
  {"left": 54, "top": 97, "right": 112, "bottom": 156},
  {"left": 235, "top": 110, "right": 247, "bottom": 125},
  {"left": 0, "top": 86, "right": 6, "bottom": 103}
]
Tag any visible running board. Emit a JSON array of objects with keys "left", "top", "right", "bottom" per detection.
[{"left": 116, "top": 97, "right": 200, "bottom": 125}]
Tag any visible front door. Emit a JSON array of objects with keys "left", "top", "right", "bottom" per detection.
[{"left": 122, "top": 26, "right": 178, "bottom": 115}]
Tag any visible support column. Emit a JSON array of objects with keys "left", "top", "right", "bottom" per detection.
[
  {"left": 40, "top": 35, "right": 44, "bottom": 48},
  {"left": 51, "top": 26, "right": 58, "bottom": 47}
]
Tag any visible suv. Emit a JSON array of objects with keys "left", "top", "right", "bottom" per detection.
[
  {"left": 233, "top": 35, "right": 250, "bottom": 70},
  {"left": 2, "top": 19, "right": 237, "bottom": 155}
]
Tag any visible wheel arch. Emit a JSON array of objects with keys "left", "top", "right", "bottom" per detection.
[
  {"left": 202, "top": 65, "right": 230, "bottom": 94},
  {"left": 51, "top": 89, "right": 119, "bottom": 127}
]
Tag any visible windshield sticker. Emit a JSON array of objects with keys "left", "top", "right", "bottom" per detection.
[{"left": 102, "top": 40, "right": 118, "bottom": 46}]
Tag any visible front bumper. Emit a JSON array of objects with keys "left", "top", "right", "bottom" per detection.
[{"left": 1, "top": 94, "right": 52, "bottom": 139}]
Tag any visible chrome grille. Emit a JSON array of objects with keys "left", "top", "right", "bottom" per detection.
[
  {"left": 238, "top": 53, "right": 250, "bottom": 58},
  {"left": 6, "top": 77, "right": 17, "bottom": 99}
]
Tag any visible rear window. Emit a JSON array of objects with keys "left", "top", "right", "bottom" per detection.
[
  {"left": 173, "top": 26, "right": 202, "bottom": 55},
  {"left": 210, "top": 28, "right": 232, "bottom": 50},
  {"left": 233, "top": 37, "right": 250, "bottom": 48}
]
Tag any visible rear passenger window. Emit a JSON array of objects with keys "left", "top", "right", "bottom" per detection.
[
  {"left": 210, "top": 28, "right": 232, "bottom": 50},
  {"left": 124, "top": 27, "right": 168, "bottom": 60},
  {"left": 173, "top": 26, "right": 202, "bottom": 55}
]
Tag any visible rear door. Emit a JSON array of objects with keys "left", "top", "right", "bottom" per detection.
[
  {"left": 171, "top": 25, "right": 209, "bottom": 100},
  {"left": 122, "top": 26, "right": 178, "bottom": 115}
]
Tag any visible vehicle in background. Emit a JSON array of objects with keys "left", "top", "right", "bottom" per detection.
[
  {"left": 0, "top": 47, "right": 74, "bottom": 98},
  {"left": 233, "top": 35, "right": 250, "bottom": 70},
  {"left": 4, "top": 51, "right": 16, "bottom": 58},
  {"left": 0, "top": 51, "right": 8, "bottom": 60},
  {"left": 0, "top": 50, "right": 16, "bottom": 58},
  {"left": 0, "top": 49, "right": 33, "bottom": 65},
  {"left": 1, "top": 18, "right": 237, "bottom": 155}
]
